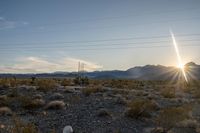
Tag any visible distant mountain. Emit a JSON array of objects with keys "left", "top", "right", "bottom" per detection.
[{"left": 0, "top": 62, "right": 199, "bottom": 80}]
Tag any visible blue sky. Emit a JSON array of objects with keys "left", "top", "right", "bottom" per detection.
[{"left": 0, "top": 0, "right": 200, "bottom": 73}]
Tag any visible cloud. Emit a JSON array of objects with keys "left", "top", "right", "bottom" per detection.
[
  {"left": 0, "top": 57, "right": 103, "bottom": 73},
  {"left": 0, "top": 17, "right": 29, "bottom": 30},
  {"left": 0, "top": 17, "right": 15, "bottom": 29}
]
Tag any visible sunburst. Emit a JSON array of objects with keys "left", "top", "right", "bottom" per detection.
[{"left": 170, "top": 31, "right": 188, "bottom": 83}]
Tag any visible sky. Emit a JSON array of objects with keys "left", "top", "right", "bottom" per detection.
[{"left": 0, "top": 0, "right": 200, "bottom": 73}]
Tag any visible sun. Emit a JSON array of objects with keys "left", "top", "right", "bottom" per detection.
[{"left": 177, "top": 63, "right": 185, "bottom": 69}]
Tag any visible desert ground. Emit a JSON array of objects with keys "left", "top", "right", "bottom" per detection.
[{"left": 0, "top": 78, "right": 200, "bottom": 133}]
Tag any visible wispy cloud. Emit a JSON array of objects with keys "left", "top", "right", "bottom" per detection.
[
  {"left": 0, "top": 57, "right": 103, "bottom": 73},
  {"left": 0, "top": 17, "right": 15, "bottom": 29},
  {"left": 0, "top": 17, "right": 29, "bottom": 30}
]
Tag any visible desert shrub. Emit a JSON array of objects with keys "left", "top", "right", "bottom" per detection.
[
  {"left": 125, "top": 99, "right": 159, "bottom": 119},
  {"left": 73, "top": 76, "right": 89, "bottom": 86},
  {"left": 37, "top": 79, "right": 57, "bottom": 92},
  {"left": 0, "top": 96, "right": 16, "bottom": 107},
  {"left": 0, "top": 95, "right": 7, "bottom": 100},
  {"left": 31, "top": 77, "right": 36, "bottom": 85},
  {"left": 33, "top": 94, "right": 43, "bottom": 99},
  {"left": 10, "top": 115, "right": 38, "bottom": 133},
  {"left": 50, "top": 129, "right": 57, "bottom": 133},
  {"left": 61, "top": 79, "right": 72, "bottom": 86},
  {"left": 18, "top": 96, "right": 45, "bottom": 109},
  {"left": 69, "top": 95, "right": 80, "bottom": 104},
  {"left": 49, "top": 93, "right": 64, "bottom": 100},
  {"left": 0, "top": 78, "right": 11, "bottom": 88},
  {"left": 156, "top": 106, "right": 191, "bottom": 132},
  {"left": 113, "top": 129, "right": 122, "bottom": 133},
  {"left": 193, "top": 87, "right": 200, "bottom": 98},
  {"left": 0, "top": 107, "right": 12, "bottom": 116},
  {"left": 45, "top": 100, "right": 66, "bottom": 110},
  {"left": 8, "top": 87, "right": 19, "bottom": 97},
  {"left": 160, "top": 87, "right": 175, "bottom": 98},
  {"left": 82, "top": 85, "right": 102, "bottom": 96},
  {"left": 17, "top": 78, "right": 32, "bottom": 86},
  {"left": 18, "top": 95, "right": 32, "bottom": 109},
  {"left": 114, "top": 96, "right": 127, "bottom": 105},
  {"left": 177, "top": 119, "right": 198, "bottom": 128},
  {"left": 29, "top": 99, "right": 45, "bottom": 109},
  {"left": 97, "top": 108, "right": 111, "bottom": 117}
]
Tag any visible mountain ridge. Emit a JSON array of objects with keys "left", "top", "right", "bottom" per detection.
[{"left": 0, "top": 62, "right": 200, "bottom": 80}]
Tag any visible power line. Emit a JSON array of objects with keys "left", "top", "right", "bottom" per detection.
[
  {"left": 7, "top": 16, "right": 200, "bottom": 35},
  {"left": 0, "top": 39, "right": 200, "bottom": 50},
  {"left": 16, "top": 6, "right": 200, "bottom": 28},
  {"left": 0, "top": 42, "right": 199, "bottom": 52},
  {"left": 1, "top": 33, "right": 200, "bottom": 46}
]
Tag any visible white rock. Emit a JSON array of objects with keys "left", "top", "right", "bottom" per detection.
[{"left": 63, "top": 125, "right": 73, "bottom": 133}]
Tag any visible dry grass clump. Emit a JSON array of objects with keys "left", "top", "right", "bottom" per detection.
[
  {"left": 156, "top": 106, "right": 191, "bottom": 132},
  {"left": 0, "top": 107, "right": 12, "bottom": 116},
  {"left": 37, "top": 79, "right": 57, "bottom": 92},
  {"left": 160, "top": 87, "right": 175, "bottom": 98},
  {"left": 82, "top": 85, "right": 103, "bottom": 96},
  {"left": 125, "top": 99, "right": 159, "bottom": 119},
  {"left": 45, "top": 100, "right": 66, "bottom": 110}
]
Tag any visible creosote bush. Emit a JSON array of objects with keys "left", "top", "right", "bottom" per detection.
[
  {"left": 0, "top": 107, "right": 12, "bottom": 116},
  {"left": 18, "top": 95, "right": 45, "bottom": 109},
  {"left": 82, "top": 85, "right": 103, "bottom": 96},
  {"left": 160, "top": 87, "right": 175, "bottom": 98},
  {"left": 61, "top": 79, "right": 72, "bottom": 86},
  {"left": 125, "top": 99, "right": 159, "bottom": 119},
  {"left": 156, "top": 106, "right": 191, "bottom": 132},
  {"left": 73, "top": 76, "right": 89, "bottom": 86},
  {"left": 37, "top": 79, "right": 57, "bottom": 92},
  {"left": 10, "top": 115, "right": 38, "bottom": 133},
  {"left": 97, "top": 108, "right": 111, "bottom": 117},
  {"left": 45, "top": 100, "right": 66, "bottom": 110}
]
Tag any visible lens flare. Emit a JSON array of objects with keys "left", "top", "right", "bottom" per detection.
[{"left": 170, "top": 31, "right": 188, "bottom": 82}]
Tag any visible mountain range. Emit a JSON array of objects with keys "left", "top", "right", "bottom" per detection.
[{"left": 0, "top": 62, "right": 199, "bottom": 80}]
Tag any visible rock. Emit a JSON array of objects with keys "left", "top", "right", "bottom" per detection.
[{"left": 63, "top": 125, "right": 73, "bottom": 133}]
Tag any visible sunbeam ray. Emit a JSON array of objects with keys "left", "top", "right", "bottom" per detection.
[{"left": 170, "top": 31, "right": 188, "bottom": 83}]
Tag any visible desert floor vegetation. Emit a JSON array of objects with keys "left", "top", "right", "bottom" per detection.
[{"left": 0, "top": 78, "right": 199, "bottom": 133}]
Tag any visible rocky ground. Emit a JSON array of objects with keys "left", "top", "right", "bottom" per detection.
[{"left": 0, "top": 80, "right": 200, "bottom": 133}]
